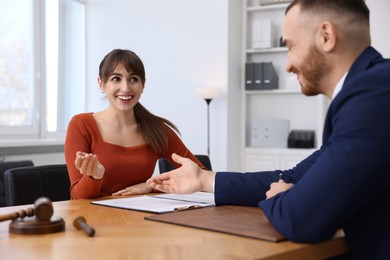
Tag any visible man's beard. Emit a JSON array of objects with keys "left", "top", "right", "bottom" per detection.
[{"left": 299, "top": 44, "right": 330, "bottom": 96}]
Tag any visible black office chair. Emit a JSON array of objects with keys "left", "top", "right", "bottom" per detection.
[
  {"left": 4, "top": 164, "right": 70, "bottom": 206},
  {"left": 158, "top": 154, "right": 212, "bottom": 174},
  {"left": 0, "top": 160, "right": 34, "bottom": 207}
]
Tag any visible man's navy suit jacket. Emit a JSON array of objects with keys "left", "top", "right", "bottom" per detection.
[{"left": 215, "top": 47, "right": 390, "bottom": 259}]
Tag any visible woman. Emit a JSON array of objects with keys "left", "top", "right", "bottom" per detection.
[{"left": 65, "top": 49, "right": 205, "bottom": 199}]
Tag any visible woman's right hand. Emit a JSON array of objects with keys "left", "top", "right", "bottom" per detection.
[{"left": 75, "top": 151, "right": 105, "bottom": 180}]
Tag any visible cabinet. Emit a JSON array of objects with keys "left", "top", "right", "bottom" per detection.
[{"left": 241, "top": 0, "right": 330, "bottom": 172}]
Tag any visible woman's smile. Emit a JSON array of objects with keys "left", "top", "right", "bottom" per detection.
[{"left": 116, "top": 95, "right": 133, "bottom": 102}]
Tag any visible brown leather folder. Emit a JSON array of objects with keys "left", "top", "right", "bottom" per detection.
[{"left": 144, "top": 205, "right": 285, "bottom": 242}]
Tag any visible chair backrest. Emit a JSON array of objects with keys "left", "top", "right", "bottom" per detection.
[
  {"left": 4, "top": 164, "right": 70, "bottom": 206},
  {"left": 158, "top": 154, "right": 212, "bottom": 174},
  {"left": 0, "top": 160, "right": 34, "bottom": 207}
]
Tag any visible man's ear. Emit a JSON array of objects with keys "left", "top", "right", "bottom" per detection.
[
  {"left": 98, "top": 77, "right": 105, "bottom": 93},
  {"left": 317, "top": 21, "right": 336, "bottom": 52}
]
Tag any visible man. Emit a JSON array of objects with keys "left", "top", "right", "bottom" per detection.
[{"left": 147, "top": 0, "right": 390, "bottom": 259}]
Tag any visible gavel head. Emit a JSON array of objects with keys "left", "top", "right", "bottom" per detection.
[
  {"left": 8, "top": 197, "right": 64, "bottom": 235},
  {"left": 34, "top": 197, "right": 54, "bottom": 222}
]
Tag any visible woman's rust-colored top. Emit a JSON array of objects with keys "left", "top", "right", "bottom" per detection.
[{"left": 65, "top": 113, "right": 204, "bottom": 199}]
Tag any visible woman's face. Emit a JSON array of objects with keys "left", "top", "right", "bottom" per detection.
[{"left": 98, "top": 62, "right": 144, "bottom": 112}]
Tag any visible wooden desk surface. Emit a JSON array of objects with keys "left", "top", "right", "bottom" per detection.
[{"left": 0, "top": 197, "right": 348, "bottom": 260}]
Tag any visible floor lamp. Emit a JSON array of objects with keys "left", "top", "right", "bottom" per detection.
[{"left": 195, "top": 87, "right": 221, "bottom": 157}]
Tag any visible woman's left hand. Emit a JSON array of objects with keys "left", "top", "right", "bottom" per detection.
[{"left": 112, "top": 182, "right": 154, "bottom": 196}]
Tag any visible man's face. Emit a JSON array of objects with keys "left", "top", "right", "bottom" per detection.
[
  {"left": 283, "top": 5, "right": 330, "bottom": 96},
  {"left": 297, "top": 44, "right": 329, "bottom": 96}
]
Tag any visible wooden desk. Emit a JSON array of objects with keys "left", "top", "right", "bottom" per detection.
[{"left": 0, "top": 198, "right": 348, "bottom": 260}]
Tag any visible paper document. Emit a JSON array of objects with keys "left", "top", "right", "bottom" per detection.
[{"left": 91, "top": 192, "right": 215, "bottom": 214}]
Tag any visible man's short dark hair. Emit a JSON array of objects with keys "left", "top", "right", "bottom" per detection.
[{"left": 286, "top": 0, "right": 370, "bottom": 24}]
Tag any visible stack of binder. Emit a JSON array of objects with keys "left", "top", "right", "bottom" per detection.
[{"left": 245, "top": 62, "right": 278, "bottom": 90}]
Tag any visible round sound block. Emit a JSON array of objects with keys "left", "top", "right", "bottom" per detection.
[{"left": 9, "top": 216, "right": 65, "bottom": 235}]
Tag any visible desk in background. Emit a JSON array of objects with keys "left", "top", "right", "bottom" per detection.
[{"left": 0, "top": 197, "right": 348, "bottom": 260}]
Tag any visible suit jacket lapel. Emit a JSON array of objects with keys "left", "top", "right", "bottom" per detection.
[{"left": 322, "top": 46, "right": 383, "bottom": 143}]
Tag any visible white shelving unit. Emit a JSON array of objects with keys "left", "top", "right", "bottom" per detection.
[{"left": 240, "top": 0, "right": 330, "bottom": 172}]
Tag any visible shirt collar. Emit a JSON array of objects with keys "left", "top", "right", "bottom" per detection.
[{"left": 331, "top": 72, "right": 348, "bottom": 100}]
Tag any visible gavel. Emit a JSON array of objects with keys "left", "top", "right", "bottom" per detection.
[
  {"left": 0, "top": 197, "right": 54, "bottom": 223},
  {"left": 0, "top": 197, "right": 65, "bottom": 234},
  {"left": 0, "top": 197, "right": 95, "bottom": 236}
]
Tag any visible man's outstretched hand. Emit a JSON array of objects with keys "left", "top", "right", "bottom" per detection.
[{"left": 147, "top": 153, "right": 215, "bottom": 194}]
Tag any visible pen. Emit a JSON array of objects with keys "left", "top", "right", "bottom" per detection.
[
  {"left": 174, "top": 205, "right": 203, "bottom": 212},
  {"left": 279, "top": 173, "right": 284, "bottom": 181}
]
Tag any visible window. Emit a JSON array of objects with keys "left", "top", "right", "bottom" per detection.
[
  {"left": 0, "top": 0, "right": 35, "bottom": 134},
  {"left": 0, "top": 0, "right": 85, "bottom": 138}
]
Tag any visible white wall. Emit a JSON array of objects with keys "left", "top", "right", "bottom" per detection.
[
  {"left": 366, "top": 0, "right": 390, "bottom": 58},
  {"left": 85, "top": 0, "right": 241, "bottom": 171}
]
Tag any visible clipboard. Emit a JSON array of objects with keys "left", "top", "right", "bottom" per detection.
[{"left": 145, "top": 205, "right": 285, "bottom": 242}]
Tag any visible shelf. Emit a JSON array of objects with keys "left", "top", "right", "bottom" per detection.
[
  {"left": 244, "top": 147, "right": 316, "bottom": 154},
  {"left": 241, "top": 0, "right": 327, "bottom": 172},
  {"left": 246, "top": 47, "right": 287, "bottom": 54},
  {"left": 245, "top": 89, "right": 300, "bottom": 95},
  {"left": 247, "top": 3, "right": 290, "bottom": 12}
]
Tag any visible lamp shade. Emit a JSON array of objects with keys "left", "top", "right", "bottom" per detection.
[{"left": 195, "top": 87, "right": 221, "bottom": 99}]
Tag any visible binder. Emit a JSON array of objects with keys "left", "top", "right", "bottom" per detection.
[
  {"left": 145, "top": 205, "right": 285, "bottom": 242},
  {"left": 262, "top": 62, "right": 278, "bottom": 89},
  {"left": 245, "top": 62, "right": 278, "bottom": 90},
  {"left": 253, "top": 62, "right": 263, "bottom": 90},
  {"left": 252, "top": 19, "right": 274, "bottom": 49},
  {"left": 245, "top": 63, "right": 254, "bottom": 90}
]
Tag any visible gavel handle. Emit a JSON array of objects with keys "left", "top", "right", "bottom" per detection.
[{"left": 0, "top": 208, "right": 34, "bottom": 222}]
